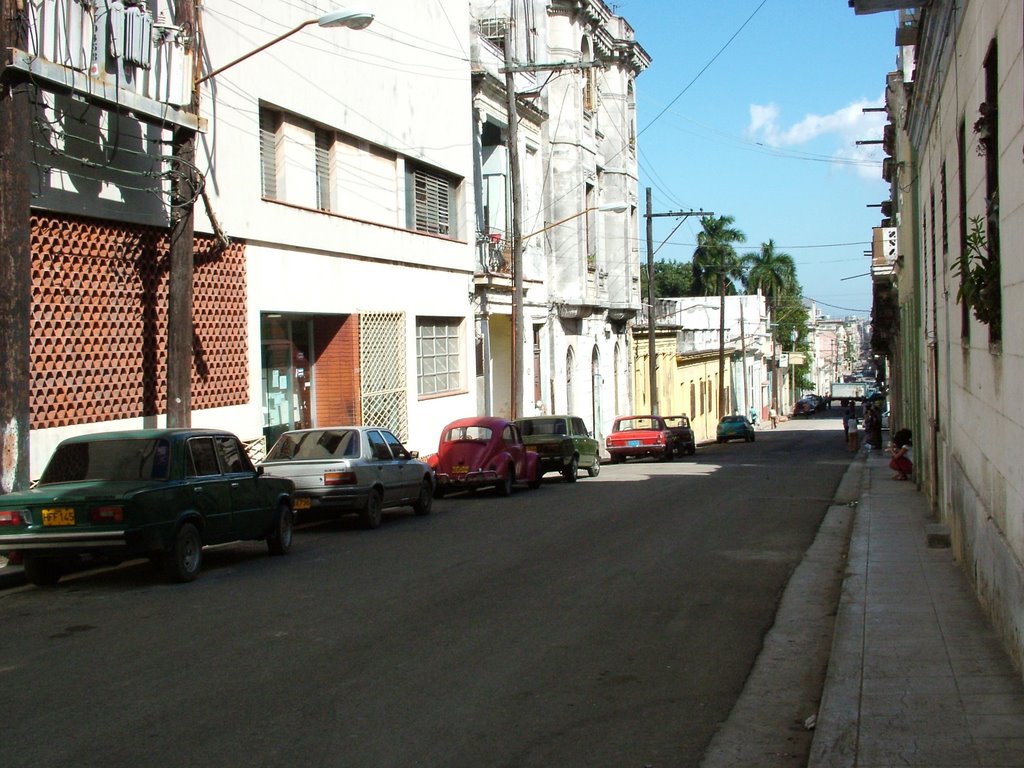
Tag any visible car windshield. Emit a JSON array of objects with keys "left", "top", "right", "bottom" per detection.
[
  {"left": 39, "top": 438, "right": 172, "bottom": 484},
  {"left": 267, "top": 430, "right": 359, "bottom": 461},
  {"left": 518, "top": 419, "right": 566, "bottom": 436},
  {"left": 443, "top": 425, "right": 492, "bottom": 442},
  {"left": 664, "top": 417, "right": 689, "bottom": 428}
]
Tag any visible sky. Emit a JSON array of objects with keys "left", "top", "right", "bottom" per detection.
[{"left": 615, "top": 0, "right": 898, "bottom": 319}]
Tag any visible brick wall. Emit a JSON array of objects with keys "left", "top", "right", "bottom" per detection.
[{"left": 29, "top": 212, "right": 248, "bottom": 429}]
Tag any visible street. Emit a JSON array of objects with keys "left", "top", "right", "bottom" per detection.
[{"left": 0, "top": 416, "right": 851, "bottom": 768}]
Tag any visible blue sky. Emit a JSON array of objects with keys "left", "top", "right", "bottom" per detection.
[{"left": 618, "top": 0, "right": 898, "bottom": 318}]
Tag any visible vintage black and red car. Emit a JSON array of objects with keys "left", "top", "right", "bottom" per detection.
[
  {"left": 606, "top": 415, "right": 679, "bottom": 463},
  {"left": 429, "top": 417, "right": 541, "bottom": 497}
]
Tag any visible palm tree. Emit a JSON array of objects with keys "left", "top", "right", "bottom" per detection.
[
  {"left": 742, "top": 239, "right": 797, "bottom": 303},
  {"left": 692, "top": 215, "right": 746, "bottom": 297}
]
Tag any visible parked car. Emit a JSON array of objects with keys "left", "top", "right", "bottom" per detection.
[
  {"left": 662, "top": 415, "right": 697, "bottom": 456},
  {"left": 514, "top": 415, "right": 601, "bottom": 482},
  {"left": 260, "top": 426, "right": 434, "bottom": 529},
  {"left": 792, "top": 398, "right": 816, "bottom": 417},
  {"left": 717, "top": 415, "right": 756, "bottom": 443},
  {"left": 429, "top": 417, "right": 540, "bottom": 496},
  {"left": 0, "top": 429, "right": 295, "bottom": 586},
  {"left": 606, "top": 415, "right": 679, "bottom": 463}
]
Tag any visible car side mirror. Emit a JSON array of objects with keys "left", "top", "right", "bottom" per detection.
[{"left": 410, "top": 450, "right": 420, "bottom": 459}]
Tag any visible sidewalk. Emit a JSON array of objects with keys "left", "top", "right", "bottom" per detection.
[{"left": 809, "top": 448, "right": 1024, "bottom": 767}]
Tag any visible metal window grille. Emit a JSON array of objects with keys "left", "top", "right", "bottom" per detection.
[
  {"left": 315, "top": 128, "right": 332, "bottom": 211},
  {"left": 416, "top": 318, "right": 462, "bottom": 395},
  {"left": 359, "top": 312, "right": 409, "bottom": 441},
  {"left": 413, "top": 167, "right": 451, "bottom": 235},
  {"left": 259, "top": 108, "right": 280, "bottom": 200}
]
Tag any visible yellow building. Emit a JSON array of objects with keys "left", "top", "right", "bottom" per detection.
[{"left": 632, "top": 328, "right": 733, "bottom": 445}]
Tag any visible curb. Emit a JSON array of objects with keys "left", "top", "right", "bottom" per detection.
[
  {"left": 700, "top": 457, "right": 863, "bottom": 766},
  {"left": 0, "top": 564, "right": 27, "bottom": 590}
]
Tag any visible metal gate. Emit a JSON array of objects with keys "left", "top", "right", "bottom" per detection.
[{"left": 359, "top": 312, "right": 409, "bottom": 441}]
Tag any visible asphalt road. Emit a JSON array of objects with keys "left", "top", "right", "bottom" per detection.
[{"left": 0, "top": 415, "right": 851, "bottom": 768}]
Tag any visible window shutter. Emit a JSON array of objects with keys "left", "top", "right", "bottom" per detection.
[
  {"left": 413, "top": 168, "right": 450, "bottom": 235},
  {"left": 259, "top": 109, "right": 279, "bottom": 200}
]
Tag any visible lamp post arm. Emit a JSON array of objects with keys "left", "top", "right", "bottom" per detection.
[{"left": 197, "top": 19, "right": 318, "bottom": 83}]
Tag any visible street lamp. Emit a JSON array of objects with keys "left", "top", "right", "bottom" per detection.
[
  {"left": 197, "top": 10, "right": 375, "bottom": 83},
  {"left": 510, "top": 201, "right": 628, "bottom": 419}
]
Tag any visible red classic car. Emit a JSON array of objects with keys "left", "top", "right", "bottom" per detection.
[
  {"left": 606, "top": 415, "right": 679, "bottom": 463},
  {"left": 429, "top": 417, "right": 541, "bottom": 497}
]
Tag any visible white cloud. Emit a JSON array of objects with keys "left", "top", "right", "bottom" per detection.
[{"left": 745, "top": 96, "right": 888, "bottom": 179}]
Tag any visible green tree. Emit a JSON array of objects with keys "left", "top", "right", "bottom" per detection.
[
  {"left": 692, "top": 215, "right": 746, "bottom": 297},
  {"left": 641, "top": 259, "right": 694, "bottom": 299},
  {"left": 742, "top": 239, "right": 797, "bottom": 302}
]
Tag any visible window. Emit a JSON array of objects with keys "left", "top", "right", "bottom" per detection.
[
  {"left": 188, "top": 438, "right": 221, "bottom": 477},
  {"left": 417, "top": 318, "right": 462, "bottom": 396},
  {"left": 315, "top": 128, "right": 333, "bottom": 211},
  {"left": 216, "top": 436, "right": 252, "bottom": 474},
  {"left": 409, "top": 164, "right": 456, "bottom": 236},
  {"left": 259, "top": 108, "right": 281, "bottom": 200}
]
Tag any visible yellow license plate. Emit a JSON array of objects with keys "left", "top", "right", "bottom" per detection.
[
  {"left": 294, "top": 497, "right": 311, "bottom": 510},
  {"left": 453, "top": 464, "right": 469, "bottom": 476},
  {"left": 42, "top": 507, "right": 76, "bottom": 526}
]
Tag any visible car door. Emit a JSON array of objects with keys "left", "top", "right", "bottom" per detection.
[
  {"left": 185, "top": 436, "right": 233, "bottom": 542},
  {"left": 503, "top": 423, "right": 528, "bottom": 478},
  {"left": 215, "top": 435, "right": 268, "bottom": 538},
  {"left": 366, "top": 430, "right": 401, "bottom": 505},
  {"left": 572, "top": 417, "right": 597, "bottom": 466},
  {"left": 381, "top": 430, "right": 419, "bottom": 502}
]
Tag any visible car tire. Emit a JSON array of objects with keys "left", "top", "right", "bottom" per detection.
[
  {"left": 562, "top": 456, "right": 578, "bottom": 483},
  {"left": 687, "top": 442, "right": 696, "bottom": 456},
  {"left": 163, "top": 522, "right": 202, "bottom": 583},
  {"left": 434, "top": 484, "right": 447, "bottom": 499},
  {"left": 496, "top": 467, "right": 514, "bottom": 496},
  {"left": 750, "top": 432, "right": 756, "bottom": 442},
  {"left": 587, "top": 455, "right": 601, "bottom": 477},
  {"left": 660, "top": 445, "right": 673, "bottom": 462},
  {"left": 413, "top": 477, "right": 433, "bottom": 516},
  {"left": 361, "top": 489, "right": 384, "bottom": 529},
  {"left": 23, "top": 555, "right": 64, "bottom": 587},
  {"left": 267, "top": 503, "right": 293, "bottom": 556}
]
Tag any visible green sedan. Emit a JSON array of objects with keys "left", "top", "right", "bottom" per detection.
[
  {"left": 0, "top": 429, "right": 295, "bottom": 586},
  {"left": 514, "top": 415, "right": 601, "bottom": 482}
]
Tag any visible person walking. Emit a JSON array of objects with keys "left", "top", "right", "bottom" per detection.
[{"left": 769, "top": 405, "right": 778, "bottom": 429}]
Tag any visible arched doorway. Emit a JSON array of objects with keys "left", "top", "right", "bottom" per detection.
[{"left": 591, "top": 346, "right": 602, "bottom": 441}]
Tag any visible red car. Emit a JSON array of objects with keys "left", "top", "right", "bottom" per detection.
[
  {"left": 606, "top": 415, "right": 678, "bottom": 463},
  {"left": 429, "top": 417, "right": 541, "bottom": 497}
]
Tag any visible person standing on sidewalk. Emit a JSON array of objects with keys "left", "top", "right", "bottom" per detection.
[{"left": 769, "top": 405, "right": 778, "bottom": 429}]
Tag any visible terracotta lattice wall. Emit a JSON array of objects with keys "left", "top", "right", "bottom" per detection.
[{"left": 30, "top": 213, "right": 249, "bottom": 429}]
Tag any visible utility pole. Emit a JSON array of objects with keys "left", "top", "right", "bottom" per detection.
[
  {"left": 644, "top": 188, "right": 709, "bottom": 416},
  {"left": 167, "top": 0, "right": 198, "bottom": 427},
  {"left": 0, "top": 0, "right": 32, "bottom": 492},
  {"left": 502, "top": 22, "right": 600, "bottom": 420},
  {"left": 504, "top": 23, "right": 524, "bottom": 420},
  {"left": 719, "top": 251, "right": 726, "bottom": 419}
]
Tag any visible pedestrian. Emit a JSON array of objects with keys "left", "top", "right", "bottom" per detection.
[
  {"left": 749, "top": 406, "right": 758, "bottom": 426},
  {"left": 889, "top": 428, "right": 913, "bottom": 480},
  {"left": 862, "top": 405, "right": 877, "bottom": 449},
  {"left": 842, "top": 406, "right": 851, "bottom": 440},
  {"left": 769, "top": 405, "right": 778, "bottom": 429}
]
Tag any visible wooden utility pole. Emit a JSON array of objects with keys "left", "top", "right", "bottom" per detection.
[
  {"left": 644, "top": 189, "right": 710, "bottom": 416},
  {"left": 504, "top": 22, "right": 524, "bottom": 420},
  {"left": 0, "top": 0, "right": 32, "bottom": 492},
  {"left": 167, "top": 0, "right": 198, "bottom": 427}
]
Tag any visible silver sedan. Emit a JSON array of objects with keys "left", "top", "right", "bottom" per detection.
[{"left": 260, "top": 426, "right": 434, "bottom": 529}]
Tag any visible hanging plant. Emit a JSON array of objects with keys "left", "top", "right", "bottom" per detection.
[
  {"left": 953, "top": 215, "right": 1001, "bottom": 333},
  {"left": 972, "top": 102, "right": 995, "bottom": 156}
]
